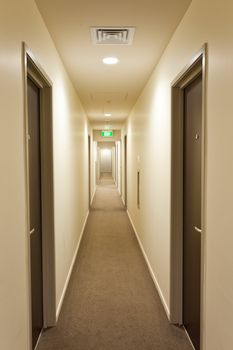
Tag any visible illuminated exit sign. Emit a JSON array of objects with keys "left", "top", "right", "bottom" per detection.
[{"left": 101, "top": 130, "right": 113, "bottom": 137}]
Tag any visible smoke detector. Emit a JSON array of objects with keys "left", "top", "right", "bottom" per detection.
[{"left": 90, "top": 27, "right": 135, "bottom": 45}]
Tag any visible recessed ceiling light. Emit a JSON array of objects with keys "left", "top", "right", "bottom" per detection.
[
  {"left": 104, "top": 113, "right": 112, "bottom": 117},
  {"left": 103, "top": 57, "right": 119, "bottom": 65}
]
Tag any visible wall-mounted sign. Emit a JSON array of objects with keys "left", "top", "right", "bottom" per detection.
[{"left": 101, "top": 130, "right": 113, "bottom": 137}]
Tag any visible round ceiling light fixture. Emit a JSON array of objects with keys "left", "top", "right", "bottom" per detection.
[
  {"left": 102, "top": 57, "right": 119, "bottom": 65},
  {"left": 104, "top": 113, "right": 112, "bottom": 117}
]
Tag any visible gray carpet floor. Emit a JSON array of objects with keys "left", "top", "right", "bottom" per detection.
[{"left": 38, "top": 173, "right": 192, "bottom": 350}]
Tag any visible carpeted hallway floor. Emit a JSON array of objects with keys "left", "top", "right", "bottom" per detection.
[{"left": 38, "top": 173, "right": 192, "bottom": 350}]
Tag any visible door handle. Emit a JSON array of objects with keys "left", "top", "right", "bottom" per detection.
[
  {"left": 30, "top": 228, "right": 35, "bottom": 235},
  {"left": 194, "top": 226, "right": 202, "bottom": 233}
]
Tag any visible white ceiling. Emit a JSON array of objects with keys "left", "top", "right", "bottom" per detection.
[{"left": 35, "top": 0, "right": 191, "bottom": 124}]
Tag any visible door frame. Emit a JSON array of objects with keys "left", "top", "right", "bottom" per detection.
[
  {"left": 170, "top": 45, "right": 207, "bottom": 349},
  {"left": 124, "top": 134, "right": 127, "bottom": 207},
  {"left": 88, "top": 134, "right": 91, "bottom": 207},
  {"left": 117, "top": 141, "right": 122, "bottom": 195},
  {"left": 112, "top": 146, "right": 116, "bottom": 181},
  {"left": 115, "top": 143, "right": 118, "bottom": 186},
  {"left": 23, "top": 43, "right": 56, "bottom": 349}
]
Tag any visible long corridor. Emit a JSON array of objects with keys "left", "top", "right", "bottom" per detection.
[{"left": 38, "top": 174, "right": 192, "bottom": 350}]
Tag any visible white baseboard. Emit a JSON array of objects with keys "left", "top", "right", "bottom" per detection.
[
  {"left": 117, "top": 188, "right": 121, "bottom": 196},
  {"left": 34, "top": 329, "right": 43, "bottom": 350},
  {"left": 184, "top": 327, "right": 196, "bottom": 350},
  {"left": 90, "top": 188, "right": 96, "bottom": 205},
  {"left": 56, "top": 210, "right": 89, "bottom": 320},
  {"left": 127, "top": 210, "right": 170, "bottom": 320}
]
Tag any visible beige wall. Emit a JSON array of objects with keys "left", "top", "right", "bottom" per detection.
[
  {"left": 126, "top": 0, "right": 233, "bottom": 349},
  {"left": 97, "top": 141, "right": 116, "bottom": 148},
  {"left": 0, "top": 0, "right": 89, "bottom": 349}
]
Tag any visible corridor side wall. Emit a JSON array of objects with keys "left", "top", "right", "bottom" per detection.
[
  {"left": 0, "top": 0, "right": 89, "bottom": 349},
  {"left": 126, "top": 0, "right": 233, "bottom": 349}
]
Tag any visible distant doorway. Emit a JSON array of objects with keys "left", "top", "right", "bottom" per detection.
[
  {"left": 170, "top": 47, "right": 206, "bottom": 350},
  {"left": 100, "top": 148, "right": 112, "bottom": 175}
]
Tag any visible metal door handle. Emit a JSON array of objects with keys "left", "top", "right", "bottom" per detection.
[
  {"left": 194, "top": 226, "right": 202, "bottom": 233},
  {"left": 30, "top": 228, "right": 35, "bottom": 235}
]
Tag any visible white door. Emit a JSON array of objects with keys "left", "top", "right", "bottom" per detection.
[{"left": 100, "top": 148, "right": 112, "bottom": 173}]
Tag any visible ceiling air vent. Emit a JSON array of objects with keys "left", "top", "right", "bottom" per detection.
[{"left": 90, "top": 27, "right": 135, "bottom": 45}]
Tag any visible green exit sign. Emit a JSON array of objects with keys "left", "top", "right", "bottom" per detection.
[{"left": 101, "top": 130, "right": 113, "bottom": 137}]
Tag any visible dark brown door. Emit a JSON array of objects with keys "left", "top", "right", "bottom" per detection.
[
  {"left": 124, "top": 135, "right": 127, "bottom": 207},
  {"left": 27, "top": 77, "right": 44, "bottom": 349},
  {"left": 88, "top": 135, "right": 91, "bottom": 207},
  {"left": 183, "top": 74, "right": 202, "bottom": 350}
]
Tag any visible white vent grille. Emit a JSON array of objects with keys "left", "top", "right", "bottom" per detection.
[{"left": 90, "top": 27, "right": 135, "bottom": 45}]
